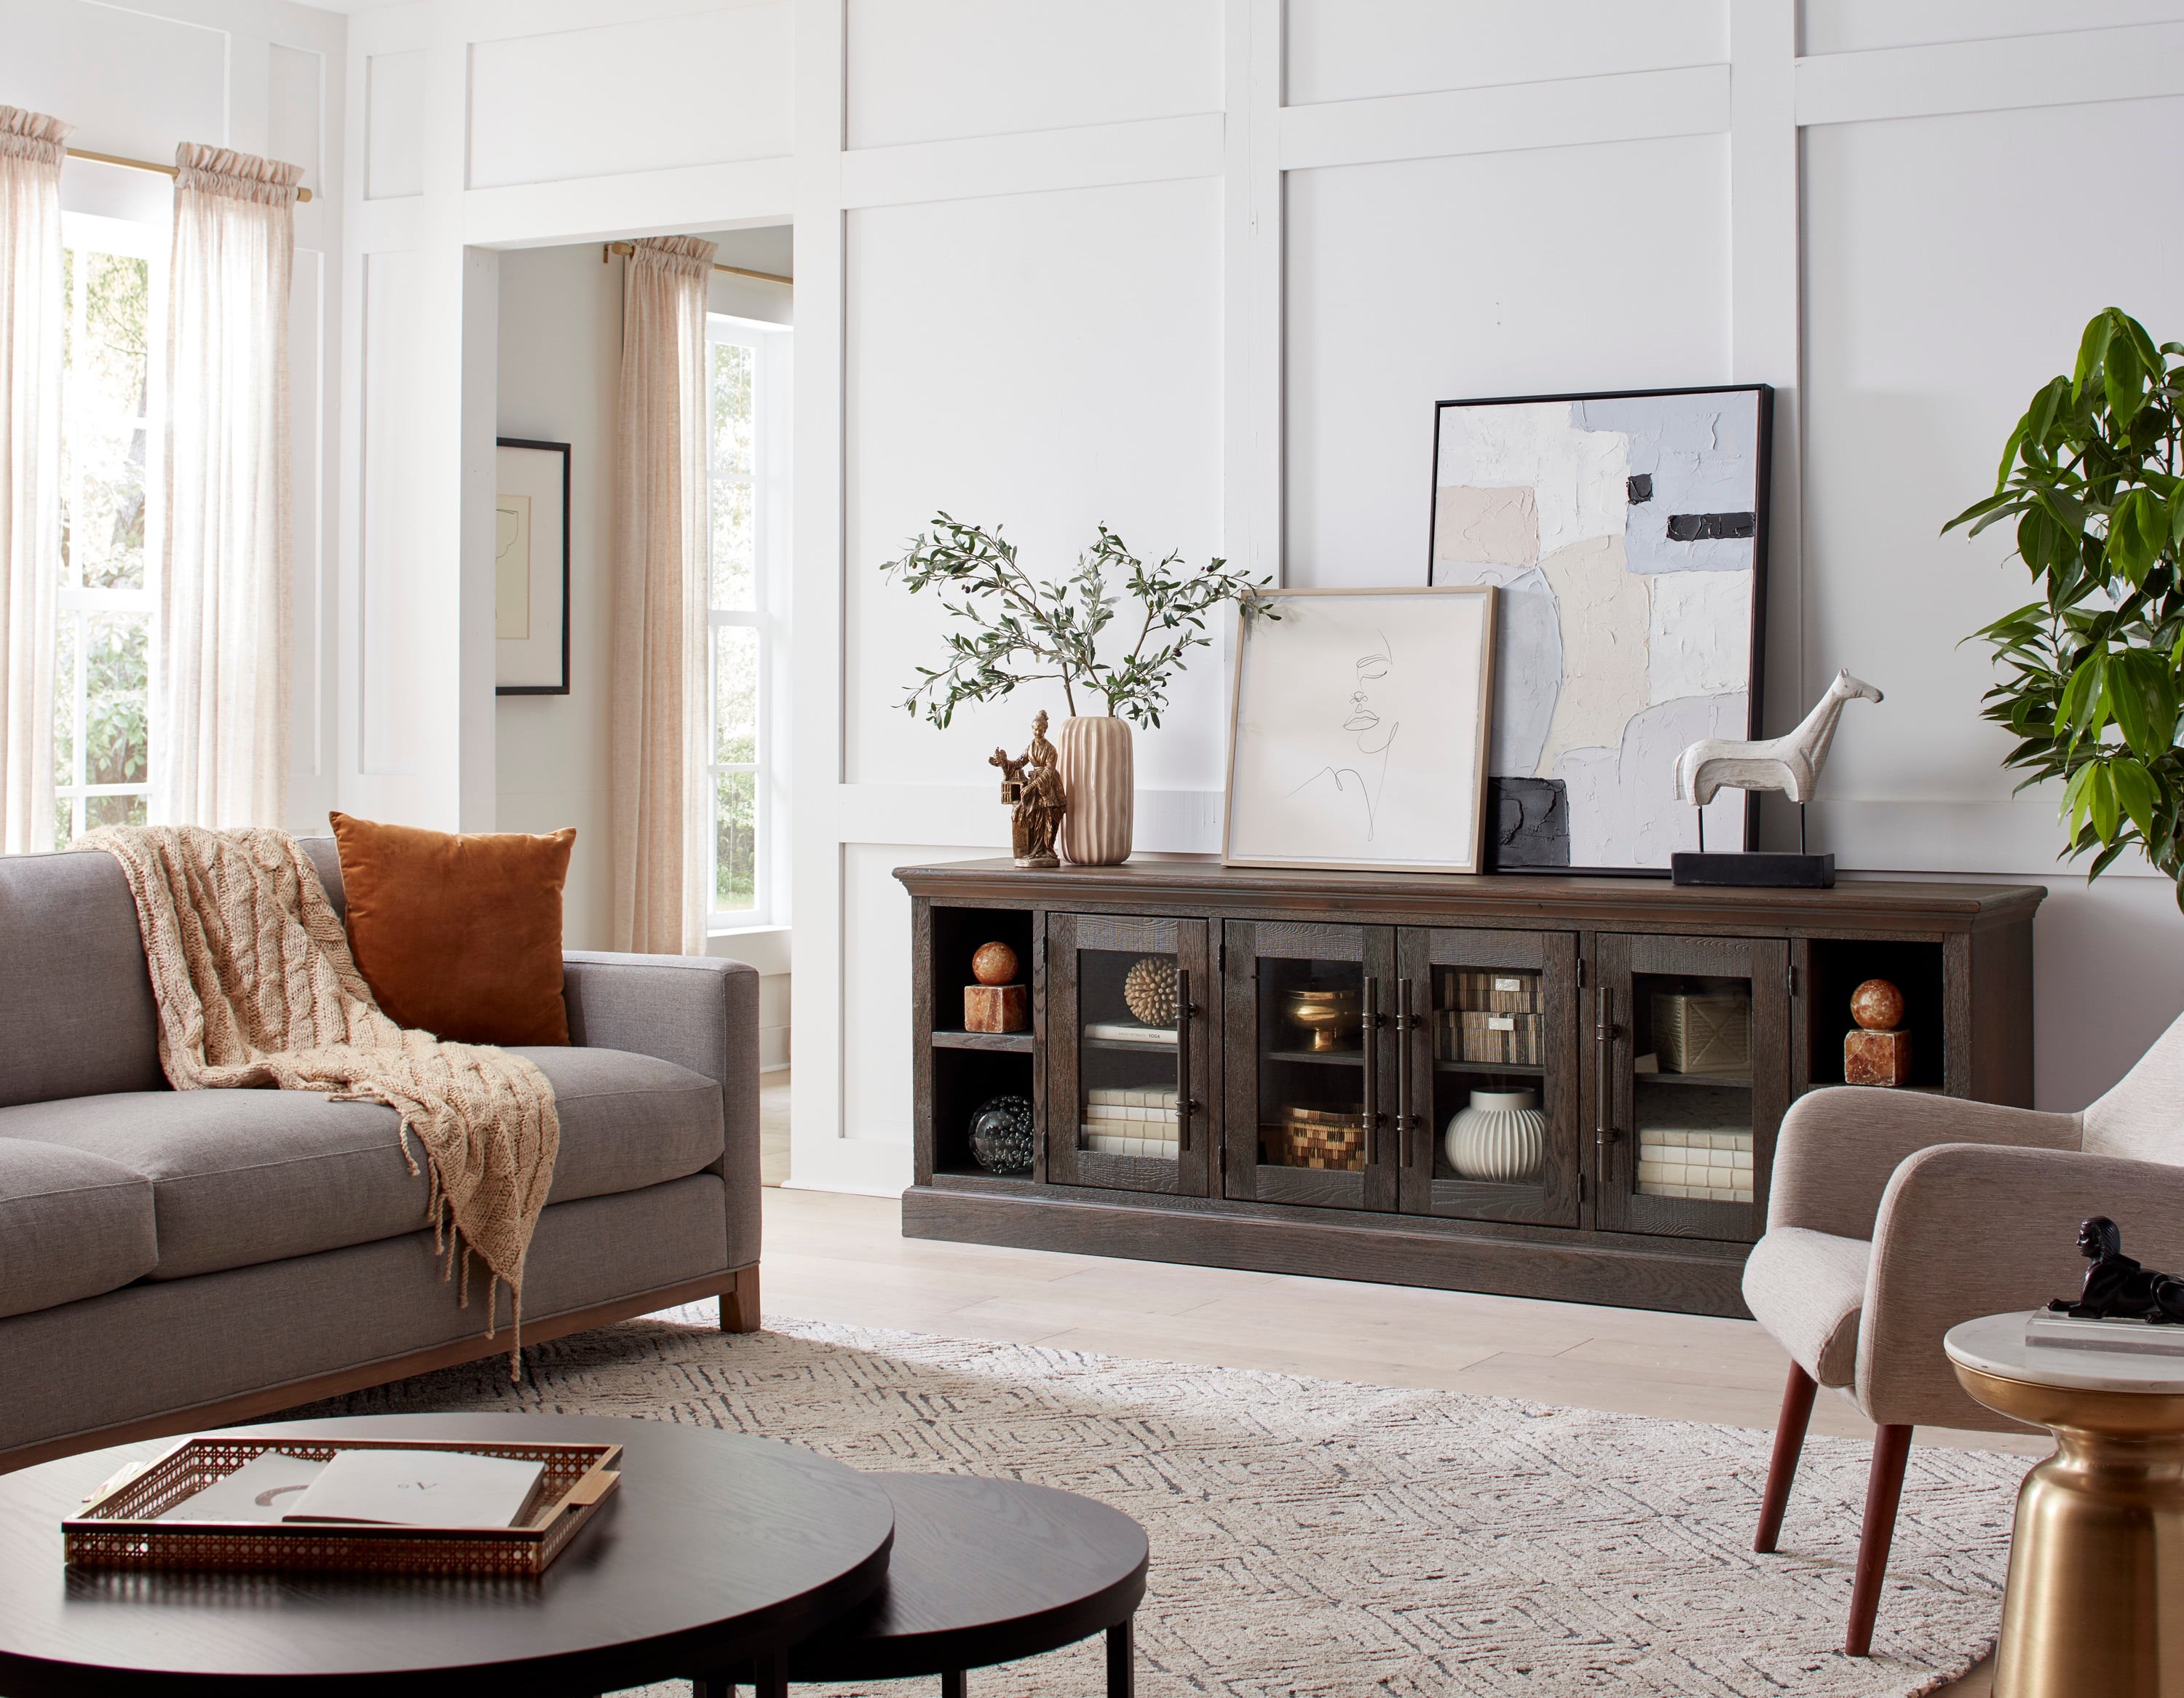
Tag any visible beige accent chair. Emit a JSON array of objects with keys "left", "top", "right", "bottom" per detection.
[{"left": 1742, "top": 1016, "right": 2184, "bottom": 1656}]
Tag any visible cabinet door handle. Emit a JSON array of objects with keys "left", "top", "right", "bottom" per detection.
[
  {"left": 1596, "top": 984, "right": 1621, "bottom": 1147},
  {"left": 1176, "top": 967, "right": 1193, "bottom": 1154},
  {"left": 1361, "top": 975, "right": 1380, "bottom": 1167},
  {"left": 1393, "top": 976, "right": 1415, "bottom": 1168}
]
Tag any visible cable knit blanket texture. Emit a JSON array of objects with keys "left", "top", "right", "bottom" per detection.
[{"left": 84, "top": 826, "right": 559, "bottom": 1347}]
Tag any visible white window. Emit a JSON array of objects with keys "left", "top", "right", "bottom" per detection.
[
  {"left": 54, "top": 213, "right": 163, "bottom": 847},
  {"left": 705, "top": 313, "right": 790, "bottom": 927}
]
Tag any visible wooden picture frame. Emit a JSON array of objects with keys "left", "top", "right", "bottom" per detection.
[
  {"left": 1222, "top": 585, "right": 1497, "bottom": 875},
  {"left": 496, "top": 437, "right": 571, "bottom": 695}
]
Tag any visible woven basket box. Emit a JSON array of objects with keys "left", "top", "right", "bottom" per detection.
[
  {"left": 1443, "top": 969, "right": 1540, "bottom": 1015},
  {"left": 1650, "top": 991, "right": 1752, "bottom": 1076},
  {"left": 1440, "top": 1009, "right": 1543, "bottom": 1066}
]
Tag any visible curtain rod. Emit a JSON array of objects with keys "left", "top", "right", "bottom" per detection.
[
  {"left": 66, "top": 146, "right": 314, "bottom": 202},
  {"left": 602, "top": 241, "right": 790, "bottom": 286}
]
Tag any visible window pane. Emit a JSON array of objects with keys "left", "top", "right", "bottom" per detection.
[
  {"left": 714, "top": 770, "right": 756, "bottom": 913},
  {"left": 715, "top": 624, "right": 758, "bottom": 764},
  {"left": 87, "top": 793, "right": 147, "bottom": 830},
  {"left": 711, "top": 477, "right": 754, "bottom": 610},
  {"left": 711, "top": 341, "right": 753, "bottom": 477},
  {"left": 52, "top": 614, "right": 76, "bottom": 790},
  {"left": 709, "top": 339, "right": 755, "bottom": 609},
  {"left": 84, "top": 614, "right": 149, "bottom": 787},
  {"left": 66, "top": 250, "right": 151, "bottom": 592}
]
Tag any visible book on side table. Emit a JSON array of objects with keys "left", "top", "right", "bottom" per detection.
[{"left": 2025, "top": 1312, "right": 2184, "bottom": 1357}]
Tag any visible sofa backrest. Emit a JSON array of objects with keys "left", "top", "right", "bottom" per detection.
[
  {"left": 0, "top": 836, "right": 350, "bottom": 1109},
  {"left": 0, "top": 852, "right": 167, "bottom": 1107}
]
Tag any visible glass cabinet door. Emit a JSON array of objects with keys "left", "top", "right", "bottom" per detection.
[
  {"left": 1394, "top": 927, "right": 1580, "bottom": 1227},
  {"left": 1045, "top": 913, "right": 1211, "bottom": 1197},
  {"left": 1593, "top": 933, "right": 1788, "bottom": 1242},
  {"left": 1221, "top": 920, "right": 1398, "bottom": 1211}
]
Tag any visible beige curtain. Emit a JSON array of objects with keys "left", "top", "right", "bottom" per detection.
[
  {"left": 0, "top": 107, "right": 68, "bottom": 853},
  {"left": 610, "top": 234, "right": 716, "bottom": 954},
  {"left": 155, "top": 143, "right": 301, "bottom": 828}
]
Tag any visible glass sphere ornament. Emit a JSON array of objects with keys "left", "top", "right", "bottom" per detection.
[{"left": 968, "top": 1094, "right": 1035, "bottom": 1175}]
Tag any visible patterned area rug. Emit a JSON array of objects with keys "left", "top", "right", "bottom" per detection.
[{"left": 296, "top": 1309, "right": 2026, "bottom": 1697}]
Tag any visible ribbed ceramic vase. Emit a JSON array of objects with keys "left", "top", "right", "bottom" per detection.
[
  {"left": 1056, "top": 715, "right": 1133, "bottom": 865},
  {"left": 1445, "top": 1090, "right": 1545, "bottom": 1183}
]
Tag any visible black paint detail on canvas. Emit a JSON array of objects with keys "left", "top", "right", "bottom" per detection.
[
  {"left": 1626, "top": 473, "right": 1653, "bottom": 505},
  {"left": 1665, "top": 511, "right": 1757, "bottom": 542},
  {"left": 1484, "top": 777, "right": 1570, "bottom": 870}
]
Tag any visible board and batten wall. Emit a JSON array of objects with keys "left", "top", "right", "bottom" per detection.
[
  {"left": 23, "top": 2, "right": 2183, "bottom": 1190},
  {"left": 0, "top": 0, "right": 346, "bottom": 842}
]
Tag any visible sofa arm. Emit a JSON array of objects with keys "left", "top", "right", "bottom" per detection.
[
  {"left": 561, "top": 952, "right": 761, "bottom": 1270},
  {"left": 1769, "top": 1086, "right": 2081, "bottom": 1240},
  {"left": 1857, "top": 1143, "right": 2184, "bottom": 1429}
]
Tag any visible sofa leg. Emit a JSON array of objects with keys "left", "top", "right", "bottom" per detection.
[
  {"left": 1845, "top": 1423, "right": 1912, "bottom": 1657},
  {"left": 1754, "top": 1362, "right": 1818, "bottom": 1553},
  {"left": 721, "top": 1265, "right": 761, "bottom": 1334}
]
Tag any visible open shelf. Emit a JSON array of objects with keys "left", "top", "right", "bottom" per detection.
[{"left": 932, "top": 1030, "right": 1034, "bottom": 1053}]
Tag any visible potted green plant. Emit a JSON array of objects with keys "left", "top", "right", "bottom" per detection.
[
  {"left": 1947, "top": 306, "right": 2184, "bottom": 910},
  {"left": 882, "top": 514, "right": 1271, "bottom": 865}
]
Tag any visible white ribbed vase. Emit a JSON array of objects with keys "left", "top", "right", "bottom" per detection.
[
  {"left": 1056, "top": 715, "right": 1133, "bottom": 865},
  {"left": 1445, "top": 1090, "right": 1545, "bottom": 1183}
]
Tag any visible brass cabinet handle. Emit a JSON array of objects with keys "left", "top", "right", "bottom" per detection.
[
  {"left": 1176, "top": 967, "right": 1193, "bottom": 1154},
  {"left": 1361, "top": 975, "right": 1380, "bottom": 1167},
  {"left": 1595, "top": 984, "right": 1621, "bottom": 1147}
]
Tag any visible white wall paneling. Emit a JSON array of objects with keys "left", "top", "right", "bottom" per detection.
[
  {"left": 365, "top": 50, "right": 426, "bottom": 199},
  {"left": 0, "top": 1, "right": 227, "bottom": 164},
  {"left": 1796, "top": 20, "right": 2184, "bottom": 126},
  {"left": 1803, "top": 1, "right": 2184, "bottom": 57}
]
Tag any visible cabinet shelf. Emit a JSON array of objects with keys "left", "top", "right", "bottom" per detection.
[
  {"left": 1638, "top": 1071, "right": 1752, "bottom": 1090},
  {"left": 1264, "top": 1047, "right": 1365, "bottom": 1067},
  {"left": 1434, "top": 1060, "right": 1546, "bottom": 1078},
  {"left": 931, "top": 1030, "right": 1035, "bottom": 1054},
  {"left": 1083, "top": 1036, "right": 1177, "bottom": 1055}
]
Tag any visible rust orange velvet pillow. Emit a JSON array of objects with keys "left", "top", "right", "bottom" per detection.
[{"left": 328, "top": 812, "right": 576, "bottom": 1046}]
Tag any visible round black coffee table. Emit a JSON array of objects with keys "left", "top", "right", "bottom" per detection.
[
  {"left": 0, "top": 1413, "right": 895, "bottom": 1698},
  {"left": 698, "top": 1473, "right": 1149, "bottom": 1697}
]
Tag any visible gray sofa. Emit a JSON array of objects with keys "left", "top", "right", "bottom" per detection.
[{"left": 0, "top": 838, "right": 761, "bottom": 1472}]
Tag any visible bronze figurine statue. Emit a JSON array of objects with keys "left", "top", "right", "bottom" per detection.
[
  {"left": 989, "top": 710, "right": 1067, "bottom": 868},
  {"left": 2049, "top": 1216, "right": 2184, "bottom": 1323}
]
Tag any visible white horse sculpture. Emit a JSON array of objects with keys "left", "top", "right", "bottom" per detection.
[{"left": 1675, "top": 669, "right": 1883, "bottom": 851}]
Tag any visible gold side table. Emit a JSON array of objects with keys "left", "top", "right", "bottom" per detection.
[{"left": 1946, "top": 1312, "right": 2184, "bottom": 1698}]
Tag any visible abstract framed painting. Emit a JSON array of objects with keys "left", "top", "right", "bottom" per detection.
[
  {"left": 1428, "top": 385, "right": 1771, "bottom": 875},
  {"left": 496, "top": 437, "right": 571, "bottom": 695},
  {"left": 1222, "top": 585, "right": 1497, "bottom": 876}
]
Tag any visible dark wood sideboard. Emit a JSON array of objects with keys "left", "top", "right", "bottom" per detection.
[{"left": 895, "top": 859, "right": 2043, "bottom": 1318}]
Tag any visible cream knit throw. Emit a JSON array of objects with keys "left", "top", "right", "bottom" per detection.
[{"left": 86, "top": 826, "right": 558, "bottom": 1355}]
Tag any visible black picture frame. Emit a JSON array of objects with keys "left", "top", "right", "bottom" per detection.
[
  {"left": 1426, "top": 383, "right": 1773, "bottom": 877},
  {"left": 495, "top": 436, "right": 572, "bottom": 697}
]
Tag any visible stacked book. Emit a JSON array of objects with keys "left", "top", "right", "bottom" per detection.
[
  {"left": 1635, "top": 1128, "right": 1752, "bottom": 1202},
  {"left": 1082, "top": 1087, "right": 1179, "bottom": 1158}
]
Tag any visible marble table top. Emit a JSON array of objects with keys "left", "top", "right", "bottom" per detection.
[{"left": 1946, "top": 1310, "right": 2184, "bottom": 1394}]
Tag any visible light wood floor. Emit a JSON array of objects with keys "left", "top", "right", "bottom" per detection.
[{"left": 763, "top": 1186, "right": 2027, "bottom": 1694}]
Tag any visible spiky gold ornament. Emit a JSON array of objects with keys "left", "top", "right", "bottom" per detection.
[{"left": 1123, "top": 956, "right": 1178, "bottom": 1027}]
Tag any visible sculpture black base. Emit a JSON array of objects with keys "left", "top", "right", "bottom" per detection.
[{"left": 1671, "top": 851, "right": 1836, "bottom": 889}]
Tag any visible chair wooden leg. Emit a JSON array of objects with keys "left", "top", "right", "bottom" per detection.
[
  {"left": 1754, "top": 1362, "right": 1819, "bottom": 1553},
  {"left": 1845, "top": 1423, "right": 1912, "bottom": 1657},
  {"left": 721, "top": 1264, "right": 761, "bottom": 1333}
]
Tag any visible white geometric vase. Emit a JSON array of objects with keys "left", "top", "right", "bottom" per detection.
[
  {"left": 1056, "top": 714, "right": 1133, "bottom": 865},
  {"left": 1444, "top": 1090, "right": 1545, "bottom": 1183}
]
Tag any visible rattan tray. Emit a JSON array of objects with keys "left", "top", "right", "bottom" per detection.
[{"left": 64, "top": 1432, "right": 623, "bottom": 1578}]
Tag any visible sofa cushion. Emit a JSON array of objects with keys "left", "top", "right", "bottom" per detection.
[
  {"left": 1741, "top": 1226, "right": 1870, "bottom": 1389},
  {"left": 0, "top": 1139, "right": 158, "bottom": 1317},
  {"left": 0, "top": 1047, "right": 724, "bottom": 1282},
  {"left": 0, "top": 852, "right": 166, "bottom": 1108}
]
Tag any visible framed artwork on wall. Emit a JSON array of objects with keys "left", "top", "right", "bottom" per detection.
[
  {"left": 1222, "top": 585, "right": 1497, "bottom": 875},
  {"left": 496, "top": 437, "right": 571, "bottom": 695},
  {"left": 1427, "top": 384, "right": 1772, "bottom": 875}
]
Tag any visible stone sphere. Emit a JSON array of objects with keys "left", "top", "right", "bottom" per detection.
[
  {"left": 970, "top": 941, "right": 1019, "bottom": 986},
  {"left": 1850, "top": 978, "right": 1904, "bottom": 1032}
]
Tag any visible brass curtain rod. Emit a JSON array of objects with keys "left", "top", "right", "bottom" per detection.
[
  {"left": 65, "top": 146, "right": 314, "bottom": 202},
  {"left": 602, "top": 240, "right": 789, "bottom": 285}
]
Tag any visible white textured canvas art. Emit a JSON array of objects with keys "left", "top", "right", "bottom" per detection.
[
  {"left": 1224, "top": 587, "right": 1495, "bottom": 874},
  {"left": 1429, "top": 386, "right": 1770, "bottom": 873}
]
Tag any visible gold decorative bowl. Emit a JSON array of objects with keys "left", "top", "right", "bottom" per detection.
[{"left": 1282, "top": 986, "right": 1361, "bottom": 1052}]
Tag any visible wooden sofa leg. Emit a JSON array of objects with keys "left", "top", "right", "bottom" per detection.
[
  {"left": 720, "top": 1265, "right": 761, "bottom": 1334},
  {"left": 1845, "top": 1423, "right": 1912, "bottom": 1657},
  {"left": 1755, "top": 1362, "right": 1818, "bottom": 1553}
]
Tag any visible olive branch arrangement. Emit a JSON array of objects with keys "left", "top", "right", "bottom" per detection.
[
  {"left": 1946, "top": 306, "right": 2184, "bottom": 910},
  {"left": 881, "top": 513, "right": 1275, "bottom": 730}
]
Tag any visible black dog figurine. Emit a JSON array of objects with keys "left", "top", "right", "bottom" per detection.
[{"left": 2049, "top": 1216, "right": 2184, "bottom": 1323}]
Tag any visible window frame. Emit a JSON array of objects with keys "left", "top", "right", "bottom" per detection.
[
  {"left": 703, "top": 311, "right": 791, "bottom": 932},
  {"left": 55, "top": 210, "right": 165, "bottom": 846}
]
